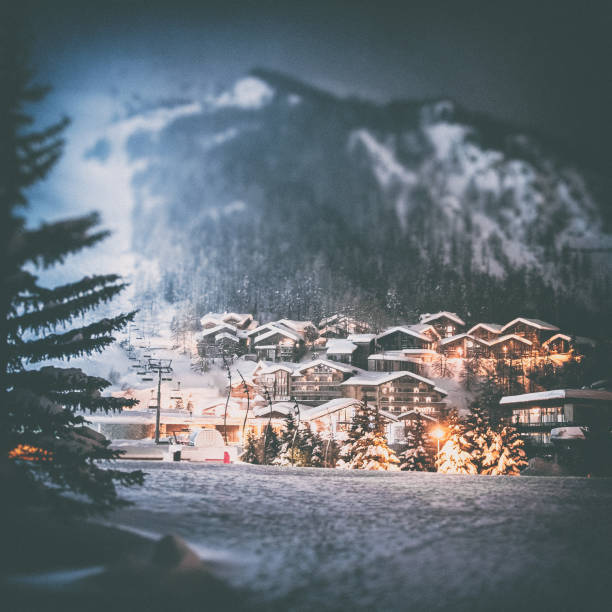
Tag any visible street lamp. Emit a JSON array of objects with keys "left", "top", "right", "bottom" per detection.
[{"left": 432, "top": 427, "right": 445, "bottom": 455}]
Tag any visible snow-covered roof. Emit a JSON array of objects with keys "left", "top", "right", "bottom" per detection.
[
  {"left": 302, "top": 398, "right": 363, "bottom": 420},
  {"left": 488, "top": 334, "right": 532, "bottom": 346},
  {"left": 501, "top": 317, "right": 560, "bottom": 333},
  {"left": 467, "top": 323, "right": 503, "bottom": 335},
  {"left": 215, "top": 332, "right": 239, "bottom": 343},
  {"left": 252, "top": 401, "right": 311, "bottom": 418},
  {"left": 542, "top": 333, "right": 572, "bottom": 345},
  {"left": 325, "top": 339, "right": 358, "bottom": 354},
  {"left": 291, "top": 358, "right": 362, "bottom": 376},
  {"left": 258, "top": 363, "right": 295, "bottom": 375},
  {"left": 221, "top": 312, "right": 252, "bottom": 326},
  {"left": 407, "top": 323, "right": 441, "bottom": 338},
  {"left": 367, "top": 353, "right": 420, "bottom": 364},
  {"left": 277, "top": 319, "right": 317, "bottom": 334},
  {"left": 201, "top": 323, "right": 238, "bottom": 337},
  {"left": 376, "top": 326, "right": 430, "bottom": 342},
  {"left": 253, "top": 326, "right": 301, "bottom": 344},
  {"left": 500, "top": 389, "right": 612, "bottom": 405},
  {"left": 400, "top": 348, "right": 439, "bottom": 355},
  {"left": 347, "top": 333, "right": 376, "bottom": 343},
  {"left": 419, "top": 311, "right": 466, "bottom": 326},
  {"left": 439, "top": 333, "right": 469, "bottom": 346},
  {"left": 340, "top": 370, "right": 448, "bottom": 395}
]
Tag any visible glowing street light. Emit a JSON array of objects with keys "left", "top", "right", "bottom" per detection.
[{"left": 432, "top": 427, "right": 445, "bottom": 455}]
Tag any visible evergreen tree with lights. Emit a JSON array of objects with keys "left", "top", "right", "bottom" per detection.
[
  {"left": 436, "top": 410, "right": 477, "bottom": 474},
  {"left": 338, "top": 402, "right": 399, "bottom": 471},
  {"left": 262, "top": 424, "right": 281, "bottom": 465},
  {"left": 275, "top": 410, "right": 302, "bottom": 466},
  {"left": 1, "top": 41, "right": 143, "bottom": 516},
  {"left": 399, "top": 415, "right": 433, "bottom": 471},
  {"left": 490, "top": 426, "right": 527, "bottom": 475}
]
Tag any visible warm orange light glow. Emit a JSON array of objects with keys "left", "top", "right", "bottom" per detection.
[
  {"left": 9, "top": 444, "right": 52, "bottom": 462},
  {"left": 431, "top": 427, "right": 445, "bottom": 440}
]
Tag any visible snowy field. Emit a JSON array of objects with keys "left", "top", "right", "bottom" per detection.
[{"left": 112, "top": 463, "right": 612, "bottom": 611}]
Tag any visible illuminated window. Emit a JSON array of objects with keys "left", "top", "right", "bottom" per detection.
[
  {"left": 413, "top": 386, "right": 419, "bottom": 393},
  {"left": 425, "top": 396, "right": 432, "bottom": 403}
]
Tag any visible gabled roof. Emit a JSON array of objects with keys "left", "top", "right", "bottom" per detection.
[
  {"left": 467, "top": 323, "right": 503, "bottom": 335},
  {"left": 376, "top": 326, "right": 431, "bottom": 342},
  {"left": 419, "top": 311, "right": 466, "bottom": 326},
  {"left": 253, "top": 326, "right": 301, "bottom": 344},
  {"left": 347, "top": 333, "right": 376, "bottom": 343},
  {"left": 201, "top": 323, "right": 238, "bottom": 337},
  {"left": 488, "top": 334, "right": 532, "bottom": 346},
  {"left": 501, "top": 317, "right": 560, "bottom": 333},
  {"left": 407, "top": 323, "right": 441, "bottom": 339},
  {"left": 439, "top": 333, "right": 469, "bottom": 346},
  {"left": 277, "top": 319, "right": 317, "bottom": 334},
  {"left": 302, "top": 398, "right": 363, "bottom": 420},
  {"left": 340, "top": 370, "right": 448, "bottom": 395},
  {"left": 221, "top": 312, "right": 252, "bottom": 326},
  {"left": 215, "top": 332, "right": 239, "bottom": 342},
  {"left": 542, "top": 333, "right": 572, "bottom": 345},
  {"left": 252, "top": 401, "right": 311, "bottom": 418},
  {"left": 291, "top": 358, "right": 362, "bottom": 376},
  {"left": 258, "top": 363, "right": 295, "bottom": 375},
  {"left": 325, "top": 339, "right": 358, "bottom": 354},
  {"left": 500, "top": 389, "right": 612, "bottom": 405}
]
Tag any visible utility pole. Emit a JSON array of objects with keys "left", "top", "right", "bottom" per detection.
[{"left": 141, "top": 358, "right": 173, "bottom": 444}]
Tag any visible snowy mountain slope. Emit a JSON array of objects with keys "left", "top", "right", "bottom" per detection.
[{"left": 85, "top": 70, "right": 612, "bottom": 332}]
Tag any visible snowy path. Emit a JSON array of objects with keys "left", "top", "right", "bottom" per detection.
[{"left": 112, "top": 463, "right": 612, "bottom": 611}]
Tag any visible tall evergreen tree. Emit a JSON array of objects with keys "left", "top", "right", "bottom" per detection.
[
  {"left": 275, "top": 410, "right": 302, "bottom": 466},
  {"left": 338, "top": 402, "right": 399, "bottom": 471},
  {"left": 399, "top": 415, "right": 433, "bottom": 471},
  {"left": 436, "top": 410, "right": 477, "bottom": 474},
  {"left": 262, "top": 424, "right": 281, "bottom": 465},
  {"left": 1, "top": 37, "right": 143, "bottom": 515},
  {"left": 241, "top": 430, "right": 260, "bottom": 464}
]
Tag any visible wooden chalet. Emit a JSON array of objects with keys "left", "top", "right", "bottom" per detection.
[
  {"left": 419, "top": 311, "right": 466, "bottom": 338},
  {"left": 325, "top": 339, "right": 358, "bottom": 365},
  {"left": 367, "top": 351, "right": 423, "bottom": 375},
  {"left": 291, "top": 359, "right": 363, "bottom": 406},
  {"left": 340, "top": 371, "right": 448, "bottom": 417},
  {"left": 467, "top": 323, "right": 503, "bottom": 342},
  {"left": 251, "top": 324, "right": 306, "bottom": 362},
  {"left": 542, "top": 333, "right": 573, "bottom": 355},
  {"left": 376, "top": 326, "right": 435, "bottom": 352},
  {"left": 439, "top": 334, "right": 490, "bottom": 359},
  {"left": 499, "top": 318, "right": 560, "bottom": 352},
  {"left": 252, "top": 362, "right": 294, "bottom": 401},
  {"left": 487, "top": 334, "right": 533, "bottom": 358}
]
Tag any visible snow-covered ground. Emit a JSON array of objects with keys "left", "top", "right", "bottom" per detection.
[{"left": 112, "top": 463, "right": 612, "bottom": 611}]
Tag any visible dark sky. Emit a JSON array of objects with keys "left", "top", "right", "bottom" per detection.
[{"left": 13, "top": 0, "right": 612, "bottom": 170}]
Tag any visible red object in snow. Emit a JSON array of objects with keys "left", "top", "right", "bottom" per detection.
[{"left": 224, "top": 451, "right": 230, "bottom": 464}]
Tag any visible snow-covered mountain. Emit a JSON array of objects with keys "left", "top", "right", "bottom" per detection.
[{"left": 89, "top": 70, "right": 612, "bottom": 331}]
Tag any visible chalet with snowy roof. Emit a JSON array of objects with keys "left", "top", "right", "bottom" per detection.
[
  {"left": 197, "top": 323, "right": 246, "bottom": 357},
  {"left": 367, "top": 351, "right": 423, "bottom": 375},
  {"left": 251, "top": 325, "right": 306, "bottom": 362},
  {"left": 487, "top": 334, "right": 532, "bottom": 358},
  {"left": 467, "top": 323, "right": 503, "bottom": 342},
  {"left": 542, "top": 333, "right": 573, "bottom": 355},
  {"left": 500, "top": 318, "right": 559, "bottom": 352},
  {"left": 500, "top": 389, "right": 612, "bottom": 450},
  {"left": 252, "top": 362, "right": 294, "bottom": 401},
  {"left": 419, "top": 311, "right": 466, "bottom": 338},
  {"left": 340, "top": 371, "right": 448, "bottom": 418},
  {"left": 301, "top": 398, "right": 400, "bottom": 443},
  {"left": 346, "top": 333, "right": 377, "bottom": 368},
  {"left": 221, "top": 312, "right": 254, "bottom": 330},
  {"left": 439, "top": 334, "right": 490, "bottom": 359},
  {"left": 250, "top": 401, "right": 311, "bottom": 436},
  {"left": 318, "top": 314, "right": 371, "bottom": 338},
  {"left": 376, "top": 326, "right": 435, "bottom": 352},
  {"left": 388, "top": 410, "right": 439, "bottom": 447},
  {"left": 291, "top": 359, "right": 363, "bottom": 406},
  {"left": 325, "top": 339, "right": 358, "bottom": 365}
]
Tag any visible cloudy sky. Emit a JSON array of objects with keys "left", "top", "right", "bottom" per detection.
[{"left": 19, "top": 0, "right": 611, "bottom": 166}]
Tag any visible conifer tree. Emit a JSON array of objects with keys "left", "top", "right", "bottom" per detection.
[
  {"left": 306, "top": 427, "right": 326, "bottom": 467},
  {"left": 275, "top": 411, "right": 302, "bottom": 466},
  {"left": 241, "top": 430, "right": 260, "bottom": 464},
  {"left": 483, "top": 427, "right": 527, "bottom": 475},
  {"left": 1, "top": 39, "right": 143, "bottom": 515},
  {"left": 399, "top": 415, "right": 433, "bottom": 471},
  {"left": 436, "top": 410, "right": 477, "bottom": 474},
  {"left": 262, "top": 424, "right": 281, "bottom": 465},
  {"left": 338, "top": 403, "right": 399, "bottom": 471},
  {"left": 464, "top": 397, "right": 494, "bottom": 472}
]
